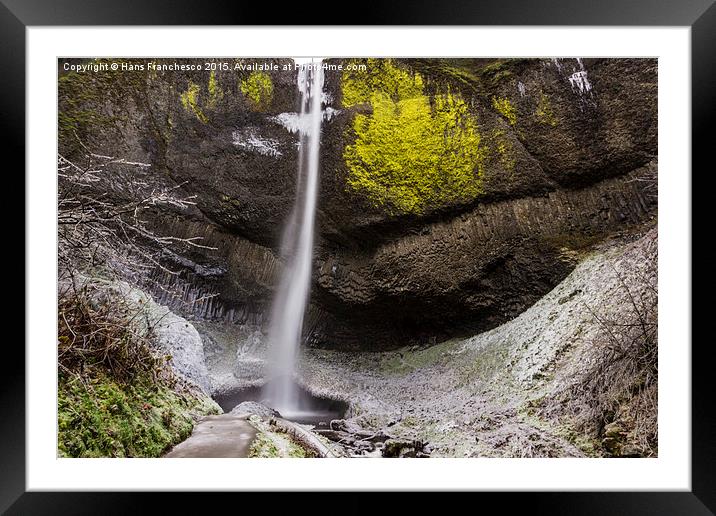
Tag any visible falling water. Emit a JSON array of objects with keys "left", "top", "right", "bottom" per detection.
[{"left": 263, "top": 59, "right": 324, "bottom": 416}]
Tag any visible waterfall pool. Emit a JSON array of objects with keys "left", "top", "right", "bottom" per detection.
[{"left": 213, "top": 381, "right": 347, "bottom": 428}]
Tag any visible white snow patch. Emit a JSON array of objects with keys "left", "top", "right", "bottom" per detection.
[
  {"left": 271, "top": 108, "right": 341, "bottom": 136},
  {"left": 231, "top": 128, "right": 282, "bottom": 157},
  {"left": 568, "top": 70, "right": 592, "bottom": 94},
  {"left": 517, "top": 81, "right": 526, "bottom": 97},
  {"left": 272, "top": 112, "right": 305, "bottom": 134}
]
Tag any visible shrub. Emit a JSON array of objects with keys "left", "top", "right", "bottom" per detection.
[{"left": 543, "top": 233, "right": 658, "bottom": 456}]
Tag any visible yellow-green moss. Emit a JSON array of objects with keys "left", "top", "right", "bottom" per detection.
[
  {"left": 492, "top": 129, "right": 516, "bottom": 171},
  {"left": 248, "top": 432, "right": 280, "bottom": 457},
  {"left": 342, "top": 59, "right": 486, "bottom": 215},
  {"left": 220, "top": 193, "right": 241, "bottom": 208},
  {"left": 341, "top": 58, "right": 424, "bottom": 107},
  {"left": 207, "top": 71, "right": 223, "bottom": 108},
  {"left": 240, "top": 71, "right": 273, "bottom": 110},
  {"left": 479, "top": 60, "right": 515, "bottom": 84},
  {"left": 248, "top": 431, "right": 308, "bottom": 458},
  {"left": 535, "top": 92, "right": 558, "bottom": 126},
  {"left": 180, "top": 81, "right": 208, "bottom": 123},
  {"left": 492, "top": 96, "right": 517, "bottom": 125}
]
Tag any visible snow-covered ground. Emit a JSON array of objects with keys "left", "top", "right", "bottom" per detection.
[{"left": 198, "top": 225, "right": 657, "bottom": 457}]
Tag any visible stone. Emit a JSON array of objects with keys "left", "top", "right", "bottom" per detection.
[
  {"left": 382, "top": 438, "right": 429, "bottom": 458},
  {"left": 230, "top": 401, "right": 281, "bottom": 418},
  {"left": 330, "top": 419, "right": 364, "bottom": 434}
]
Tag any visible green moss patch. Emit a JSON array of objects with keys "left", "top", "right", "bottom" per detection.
[
  {"left": 58, "top": 368, "right": 218, "bottom": 458},
  {"left": 342, "top": 58, "right": 425, "bottom": 108},
  {"left": 248, "top": 432, "right": 281, "bottom": 457},
  {"left": 248, "top": 428, "right": 310, "bottom": 458},
  {"left": 180, "top": 81, "right": 208, "bottom": 123},
  {"left": 246, "top": 415, "right": 322, "bottom": 458},
  {"left": 491, "top": 129, "right": 516, "bottom": 171},
  {"left": 492, "top": 96, "right": 517, "bottom": 125},
  {"left": 535, "top": 92, "right": 558, "bottom": 126},
  {"left": 207, "top": 71, "right": 224, "bottom": 108},
  {"left": 240, "top": 71, "right": 274, "bottom": 110},
  {"left": 342, "top": 59, "right": 486, "bottom": 215}
]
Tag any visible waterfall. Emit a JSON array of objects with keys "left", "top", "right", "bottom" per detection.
[{"left": 263, "top": 59, "right": 324, "bottom": 416}]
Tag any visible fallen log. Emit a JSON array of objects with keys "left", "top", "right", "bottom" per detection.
[
  {"left": 330, "top": 419, "right": 389, "bottom": 442},
  {"left": 269, "top": 417, "right": 342, "bottom": 458},
  {"left": 314, "top": 429, "right": 356, "bottom": 444}
]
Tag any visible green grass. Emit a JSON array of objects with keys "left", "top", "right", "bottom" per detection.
[
  {"left": 248, "top": 430, "right": 308, "bottom": 458},
  {"left": 378, "top": 339, "right": 460, "bottom": 376},
  {"left": 248, "top": 432, "right": 281, "bottom": 457}
]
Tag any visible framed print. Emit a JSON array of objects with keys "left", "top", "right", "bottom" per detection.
[{"left": 6, "top": 0, "right": 712, "bottom": 512}]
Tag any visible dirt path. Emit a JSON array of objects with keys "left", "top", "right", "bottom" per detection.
[{"left": 164, "top": 415, "right": 257, "bottom": 458}]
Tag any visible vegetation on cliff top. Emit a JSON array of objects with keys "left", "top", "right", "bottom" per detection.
[
  {"left": 342, "top": 59, "right": 487, "bottom": 215},
  {"left": 58, "top": 61, "right": 144, "bottom": 154}
]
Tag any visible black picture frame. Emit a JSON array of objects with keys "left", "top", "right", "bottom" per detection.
[{"left": 6, "top": 0, "right": 712, "bottom": 512}]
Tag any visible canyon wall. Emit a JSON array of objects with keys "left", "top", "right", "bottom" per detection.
[{"left": 58, "top": 57, "right": 657, "bottom": 349}]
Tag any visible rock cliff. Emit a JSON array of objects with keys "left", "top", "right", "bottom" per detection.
[{"left": 58, "top": 57, "right": 657, "bottom": 349}]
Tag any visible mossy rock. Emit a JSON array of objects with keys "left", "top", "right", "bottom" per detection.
[
  {"left": 57, "top": 368, "right": 219, "bottom": 458},
  {"left": 341, "top": 59, "right": 487, "bottom": 215},
  {"left": 240, "top": 71, "right": 274, "bottom": 111}
]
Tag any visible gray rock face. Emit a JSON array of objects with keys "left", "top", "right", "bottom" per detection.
[
  {"left": 230, "top": 401, "right": 281, "bottom": 418},
  {"left": 195, "top": 321, "right": 267, "bottom": 396},
  {"left": 119, "top": 283, "right": 213, "bottom": 394},
  {"left": 150, "top": 311, "right": 212, "bottom": 394},
  {"left": 310, "top": 163, "right": 656, "bottom": 349},
  {"left": 292, "top": 227, "right": 657, "bottom": 457},
  {"left": 61, "top": 275, "right": 214, "bottom": 395}
]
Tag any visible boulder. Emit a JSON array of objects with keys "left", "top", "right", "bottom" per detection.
[{"left": 230, "top": 401, "right": 281, "bottom": 418}]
